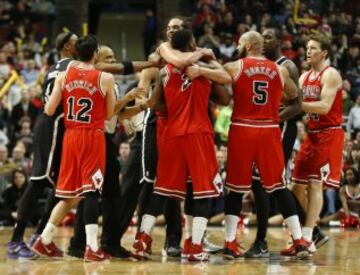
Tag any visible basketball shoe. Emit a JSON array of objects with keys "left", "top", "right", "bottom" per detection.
[
  {"left": 31, "top": 236, "right": 63, "bottom": 258},
  {"left": 223, "top": 240, "right": 243, "bottom": 260},
  {"left": 84, "top": 246, "right": 111, "bottom": 262},
  {"left": 132, "top": 231, "right": 152, "bottom": 260}
]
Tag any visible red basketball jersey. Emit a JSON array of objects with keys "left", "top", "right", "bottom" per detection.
[
  {"left": 232, "top": 57, "right": 283, "bottom": 124},
  {"left": 63, "top": 66, "right": 106, "bottom": 130},
  {"left": 163, "top": 64, "right": 213, "bottom": 139},
  {"left": 302, "top": 66, "right": 343, "bottom": 131}
]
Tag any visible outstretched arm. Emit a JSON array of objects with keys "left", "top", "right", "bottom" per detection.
[
  {"left": 158, "top": 42, "right": 212, "bottom": 69},
  {"left": 95, "top": 60, "right": 158, "bottom": 75},
  {"left": 186, "top": 60, "right": 232, "bottom": 84}
]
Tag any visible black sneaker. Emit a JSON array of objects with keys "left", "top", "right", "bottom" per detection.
[
  {"left": 244, "top": 240, "right": 269, "bottom": 258},
  {"left": 312, "top": 228, "right": 329, "bottom": 249},
  {"left": 67, "top": 246, "right": 85, "bottom": 258},
  {"left": 103, "top": 245, "right": 131, "bottom": 258},
  {"left": 162, "top": 245, "right": 182, "bottom": 258}
]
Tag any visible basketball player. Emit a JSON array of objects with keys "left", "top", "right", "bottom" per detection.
[
  {"left": 7, "top": 31, "right": 78, "bottom": 260},
  {"left": 223, "top": 31, "right": 309, "bottom": 259},
  {"left": 289, "top": 34, "right": 344, "bottom": 254},
  {"left": 132, "top": 29, "right": 231, "bottom": 261},
  {"left": 244, "top": 28, "right": 326, "bottom": 258},
  {"left": 32, "top": 35, "right": 115, "bottom": 262},
  {"left": 156, "top": 17, "right": 226, "bottom": 256},
  {"left": 67, "top": 45, "right": 147, "bottom": 259},
  {"left": 113, "top": 17, "right": 221, "bottom": 258}
]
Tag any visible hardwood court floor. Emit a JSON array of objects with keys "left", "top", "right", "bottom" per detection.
[{"left": 0, "top": 226, "right": 359, "bottom": 274}]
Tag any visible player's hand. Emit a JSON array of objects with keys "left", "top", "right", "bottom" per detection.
[
  {"left": 186, "top": 64, "right": 201, "bottom": 79},
  {"left": 200, "top": 48, "right": 216, "bottom": 60},
  {"left": 125, "top": 87, "right": 146, "bottom": 102}
]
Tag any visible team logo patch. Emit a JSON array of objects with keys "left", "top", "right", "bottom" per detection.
[
  {"left": 212, "top": 173, "right": 224, "bottom": 194},
  {"left": 92, "top": 169, "right": 104, "bottom": 191}
]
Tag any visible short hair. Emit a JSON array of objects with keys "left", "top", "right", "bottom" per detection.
[
  {"left": 309, "top": 33, "right": 332, "bottom": 58},
  {"left": 171, "top": 29, "right": 193, "bottom": 51},
  {"left": 267, "top": 27, "right": 282, "bottom": 41},
  {"left": 75, "top": 35, "right": 98, "bottom": 62},
  {"left": 55, "top": 32, "right": 75, "bottom": 52},
  {"left": 166, "top": 16, "right": 192, "bottom": 30}
]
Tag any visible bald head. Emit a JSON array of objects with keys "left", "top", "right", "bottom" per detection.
[
  {"left": 241, "top": 31, "right": 263, "bottom": 52},
  {"left": 96, "top": 45, "right": 116, "bottom": 64}
]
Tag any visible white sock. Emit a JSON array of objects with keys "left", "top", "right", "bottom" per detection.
[
  {"left": 41, "top": 223, "right": 57, "bottom": 245},
  {"left": 192, "top": 217, "right": 208, "bottom": 245},
  {"left": 85, "top": 224, "right": 99, "bottom": 251},
  {"left": 225, "top": 215, "right": 239, "bottom": 242},
  {"left": 302, "top": 227, "right": 313, "bottom": 242},
  {"left": 284, "top": 215, "right": 302, "bottom": 240},
  {"left": 185, "top": 215, "right": 193, "bottom": 239},
  {"left": 140, "top": 214, "right": 156, "bottom": 235}
]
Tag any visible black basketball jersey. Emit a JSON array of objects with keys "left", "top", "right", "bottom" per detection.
[{"left": 42, "top": 58, "right": 72, "bottom": 116}]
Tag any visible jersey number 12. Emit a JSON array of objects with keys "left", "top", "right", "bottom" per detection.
[{"left": 67, "top": 96, "right": 93, "bottom": 123}]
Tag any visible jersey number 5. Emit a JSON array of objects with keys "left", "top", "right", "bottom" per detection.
[
  {"left": 67, "top": 96, "right": 93, "bottom": 123},
  {"left": 253, "top": 81, "right": 268, "bottom": 105}
]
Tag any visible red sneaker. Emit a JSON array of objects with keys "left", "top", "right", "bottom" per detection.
[
  {"left": 187, "top": 243, "right": 209, "bottom": 262},
  {"left": 84, "top": 246, "right": 111, "bottom": 262},
  {"left": 223, "top": 240, "right": 243, "bottom": 260},
  {"left": 31, "top": 237, "right": 63, "bottom": 258},
  {"left": 281, "top": 238, "right": 309, "bottom": 259},
  {"left": 132, "top": 232, "right": 152, "bottom": 260},
  {"left": 181, "top": 237, "right": 192, "bottom": 259}
]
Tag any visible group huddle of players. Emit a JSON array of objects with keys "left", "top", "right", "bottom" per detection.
[{"left": 6, "top": 16, "right": 343, "bottom": 263}]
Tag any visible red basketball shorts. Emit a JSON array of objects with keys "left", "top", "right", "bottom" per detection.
[
  {"left": 56, "top": 128, "right": 106, "bottom": 198},
  {"left": 292, "top": 127, "right": 344, "bottom": 188},
  {"left": 155, "top": 133, "right": 221, "bottom": 200},
  {"left": 226, "top": 124, "right": 286, "bottom": 193}
]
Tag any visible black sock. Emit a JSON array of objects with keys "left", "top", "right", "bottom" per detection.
[
  {"left": 224, "top": 191, "right": 243, "bottom": 216},
  {"left": 272, "top": 188, "right": 297, "bottom": 219},
  {"left": 252, "top": 180, "right": 269, "bottom": 243},
  {"left": 84, "top": 192, "right": 99, "bottom": 225}
]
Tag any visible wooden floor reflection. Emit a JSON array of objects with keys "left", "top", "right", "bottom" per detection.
[{"left": 1, "top": 226, "right": 359, "bottom": 274}]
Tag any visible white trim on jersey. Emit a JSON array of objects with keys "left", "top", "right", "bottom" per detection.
[
  {"left": 233, "top": 59, "right": 243, "bottom": 82},
  {"left": 232, "top": 122, "right": 278, "bottom": 128},
  {"left": 140, "top": 109, "right": 155, "bottom": 184}
]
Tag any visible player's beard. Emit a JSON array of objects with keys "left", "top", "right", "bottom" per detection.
[{"left": 239, "top": 47, "right": 247, "bottom": 59}]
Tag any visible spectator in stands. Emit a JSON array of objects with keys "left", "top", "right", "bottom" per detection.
[
  {"left": 0, "top": 168, "right": 28, "bottom": 225},
  {"left": 216, "top": 11, "right": 236, "bottom": 37},
  {"left": 14, "top": 117, "right": 33, "bottom": 155},
  {"left": 10, "top": 88, "right": 40, "bottom": 132},
  {"left": 347, "top": 94, "right": 360, "bottom": 137},
  {"left": 10, "top": 144, "right": 30, "bottom": 174},
  {"left": 197, "top": 24, "right": 220, "bottom": 53},
  {"left": 20, "top": 60, "right": 40, "bottom": 85},
  {"left": 219, "top": 33, "right": 236, "bottom": 61},
  {"left": 0, "top": 1, "right": 11, "bottom": 26}
]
